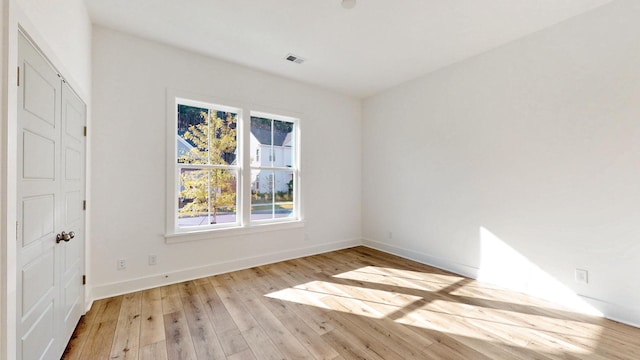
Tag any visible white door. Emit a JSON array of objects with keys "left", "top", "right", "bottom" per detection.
[
  {"left": 16, "top": 32, "right": 86, "bottom": 360},
  {"left": 59, "top": 80, "right": 86, "bottom": 344}
]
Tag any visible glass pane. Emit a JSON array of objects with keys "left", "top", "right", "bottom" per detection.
[
  {"left": 178, "top": 168, "right": 237, "bottom": 227},
  {"left": 274, "top": 120, "right": 294, "bottom": 168},
  {"left": 209, "top": 110, "right": 238, "bottom": 165},
  {"left": 250, "top": 170, "right": 294, "bottom": 221},
  {"left": 251, "top": 169, "right": 274, "bottom": 221},
  {"left": 177, "top": 105, "right": 208, "bottom": 164},
  {"left": 250, "top": 117, "right": 272, "bottom": 167},
  {"left": 177, "top": 105, "right": 237, "bottom": 166},
  {"left": 274, "top": 170, "right": 294, "bottom": 219}
]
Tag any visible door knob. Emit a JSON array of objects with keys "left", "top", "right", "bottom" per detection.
[{"left": 56, "top": 231, "right": 75, "bottom": 244}]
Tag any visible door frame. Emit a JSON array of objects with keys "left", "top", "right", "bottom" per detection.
[{"left": 1, "top": 6, "right": 91, "bottom": 359}]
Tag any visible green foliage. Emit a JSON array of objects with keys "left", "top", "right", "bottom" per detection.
[
  {"left": 178, "top": 110, "right": 237, "bottom": 222},
  {"left": 177, "top": 104, "right": 206, "bottom": 135}
]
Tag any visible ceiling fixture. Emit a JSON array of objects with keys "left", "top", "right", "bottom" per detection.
[
  {"left": 285, "top": 53, "right": 305, "bottom": 64},
  {"left": 342, "top": 0, "right": 356, "bottom": 9}
]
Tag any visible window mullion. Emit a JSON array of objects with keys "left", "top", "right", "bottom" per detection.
[
  {"left": 206, "top": 108, "right": 212, "bottom": 225},
  {"left": 207, "top": 169, "right": 212, "bottom": 225},
  {"left": 241, "top": 110, "right": 251, "bottom": 226},
  {"left": 250, "top": 166, "right": 293, "bottom": 171}
]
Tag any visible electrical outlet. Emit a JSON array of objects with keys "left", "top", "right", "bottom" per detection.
[
  {"left": 388, "top": 231, "right": 393, "bottom": 240},
  {"left": 148, "top": 254, "right": 157, "bottom": 266},
  {"left": 117, "top": 258, "right": 126, "bottom": 271},
  {"left": 575, "top": 269, "right": 588, "bottom": 284}
]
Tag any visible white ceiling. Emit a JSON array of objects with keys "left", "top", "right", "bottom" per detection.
[{"left": 84, "top": 0, "right": 612, "bottom": 98}]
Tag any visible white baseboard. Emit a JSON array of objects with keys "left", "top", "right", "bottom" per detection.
[
  {"left": 578, "top": 295, "right": 640, "bottom": 329},
  {"left": 362, "top": 238, "right": 640, "bottom": 328},
  {"left": 91, "top": 238, "right": 361, "bottom": 301},
  {"left": 362, "top": 238, "right": 480, "bottom": 279}
]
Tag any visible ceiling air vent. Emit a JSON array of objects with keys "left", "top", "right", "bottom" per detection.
[{"left": 285, "top": 53, "right": 305, "bottom": 64}]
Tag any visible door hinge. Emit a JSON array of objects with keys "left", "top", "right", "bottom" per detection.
[
  {"left": 83, "top": 200, "right": 86, "bottom": 210},
  {"left": 17, "top": 66, "right": 20, "bottom": 86},
  {"left": 83, "top": 126, "right": 87, "bottom": 137},
  {"left": 16, "top": 221, "right": 19, "bottom": 240},
  {"left": 82, "top": 275, "right": 86, "bottom": 285}
]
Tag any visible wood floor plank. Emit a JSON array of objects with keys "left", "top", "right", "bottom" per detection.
[
  {"left": 245, "top": 279, "right": 340, "bottom": 360},
  {"left": 110, "top": 291, "right": 143, "bottom": 360},
  {"left": 161, "top": 283, "right": 183, "bottom": 315},
  {"left": 178, "top": 281, "right": 227, "bottom": 359},
  {"left": 77, "top": 296, "right": 123, "bottom": 359},
  {"left": 221, "top": 273, "right": 312, "bottom": 359},
  {"left": 62, "top": 300, "right": 104, "bottom": 360},
  {"left": 235, "top": 287, "right": 312, "bottom": 358},
  {"left": 163, "top": 310, "right": 198, "bottom": 360},
  {"left": 240, "top": 325, "right": 286, "bottom": 360},
  {"left": 226, "top": 348, "right": 257, "bottom": 360},
  {"left": 209, "top": 274, "right": 259, "bottom": 332},
  {"left": 261, "top": 263, "right": 336, "bottom": 335},
  {"left": 217, "top": 328, "right": 251, "bottom": 357},
  {"left": 139, "top": 340, "right": 168, "bottom": 360},
  {"left": 139, "top": 287, "right": 165, "bottom": 348},
  {"left": 62, "top": 247, "right": 640, "bottom": 360},
  {"left": 320, "top": 327, "right": 385, "bottom": 360},
  {"left": 196, "top": 279, "right": 239, "bottom": 334},
  {"left": 196, "top": 280, "right": 250, "bottom": 356}
]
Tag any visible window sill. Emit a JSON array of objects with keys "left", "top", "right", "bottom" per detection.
[{"left": 164, "top": 220, "right": 305, "bottom": 244}]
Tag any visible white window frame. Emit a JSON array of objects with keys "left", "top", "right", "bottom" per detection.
[
  {"left": 165, "top": 90, "right": 303, "bottom": 243},
  {"left": 249, "top": 111, "right": 299, "bottom": 225}
]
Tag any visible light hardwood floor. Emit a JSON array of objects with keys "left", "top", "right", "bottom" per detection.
[{"left": 63, "top": 246, "right": 640, "bottom": 359}]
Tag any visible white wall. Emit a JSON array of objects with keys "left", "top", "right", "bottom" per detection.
[
  {"left": 363, "top": 0, "right": 640, "bottom": 326},
  {"left": 1, "top": 0, "right": 91, "bottom": 358},
  {"left": 16, "top": 0, "right": 91, "bottom": 96},
  {"left": 90, "top": 27, "right": 362, "bottom": 298},
  {"left": 0, "top": 1, "right": 6, "bottom": 356}
]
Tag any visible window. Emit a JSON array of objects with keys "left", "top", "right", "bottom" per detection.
[
  {"left": 250, "top": 115, "right": 296, "bottom": 221},
  {"left": 167, "top": 95, "right": 300, "bottom": 238},
  {"left": 176, "top": 103, "right": 239, "bottom": 227}
]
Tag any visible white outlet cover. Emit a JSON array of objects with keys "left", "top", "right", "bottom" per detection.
[
  {"left": 117, "top": 259, "right": 126, "bottom": 270},
  {"left": 575, "top": 269, "right": 588, "bottom": 284}
]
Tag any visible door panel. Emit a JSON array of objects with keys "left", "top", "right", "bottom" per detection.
[
  {"left": 64, "top": 100, "right": 84, "bottom": 141},
  {"left": 17, "top": 32, "right": 86, "bottom": 360},
  {"left": 21, "top": 251, "right": 55, "bottom": 316},
  {"left": 60, "top": 78, "right": 86, "bottom": 344},
  {"left": 22, "top": 130, "right": 55, "bottom": 179},
  {"left": 21, "top": 301, "right": 56, "bottom": 360},
  {"left": 63, "top": 269, "right": 81, "bottom": 322},
  {"left": 65, "top": 191, "right": 82, "bottom": 224},
  {"left": 23, "top": 61, "right": 57, "bottom": 127},
  {"left": 64, "top": 148, "right": 81, "bottom": 179},
  {"left": 21, "top": 195, "right": 55, "bottom": 247}
]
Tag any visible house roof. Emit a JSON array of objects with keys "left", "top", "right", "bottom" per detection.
[{"left": 251, "top": 125, "right": 292, "bottom": 147}]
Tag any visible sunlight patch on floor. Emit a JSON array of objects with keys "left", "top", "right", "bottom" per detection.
[
  {"left": 333, "top": 268, "right": 455, "bottom": 292},
  {"left": 266, "top": 280, "right": 422, "bottom": 319},
  {"left": 349, "top": 265, "right": 466, "bottom": 284},
  {"left": 266, "top": 261, "right": 605, "bottom": 357}
]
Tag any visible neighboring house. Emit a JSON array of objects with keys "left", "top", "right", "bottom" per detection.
[
  {"left": 250, "top": 125, "right": 294, "bottom": 194},
  {"left": 177, "top": 135, "right": 194, "bottom": 160}
]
